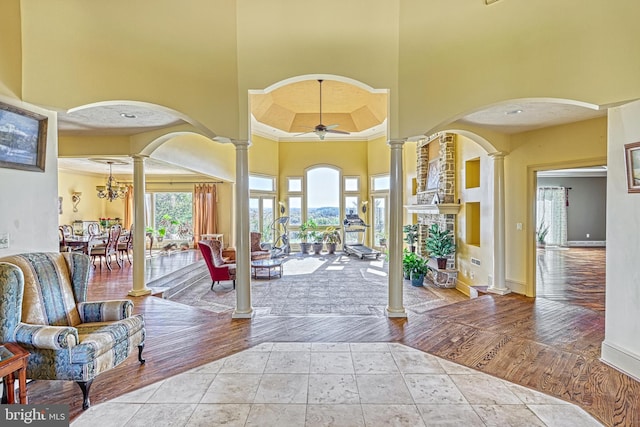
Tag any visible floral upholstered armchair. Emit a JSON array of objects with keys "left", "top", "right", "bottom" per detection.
[{"left": 0, "top": 252, "right": 145, "bottom": 410}]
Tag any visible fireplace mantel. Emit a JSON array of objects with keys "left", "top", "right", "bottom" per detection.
[{"left": 404, "top": 203, "right": 460, "bottom": 215}]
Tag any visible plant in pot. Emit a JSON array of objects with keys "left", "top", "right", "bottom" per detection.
[
  {"left": 424, "top": 223, "right": 455, "bottom": 269},
  {"left": 409, "top": 255, "right": 429, "bottom": 287},
  {"left": 536, "top": 223, "right": 549, "bottom": 247},
  {"left": 402, "top": 249, "right": 418, "bottom": 280},
  {"left": 310, "top": 228, "right": 324, "bottom": 255},
  {"left": 299, "top": 219, "right": 317, "bottom": 254},
  {"left": 403, "top": 224, "right": 419, "bottom": 252},
  {"left": 323, "top": 226, "right": 341, "bottom": 254}
]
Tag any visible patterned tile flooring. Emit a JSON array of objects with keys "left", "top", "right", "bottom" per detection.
[
  {"left": 72, "top": 342, "right": 602, "bottom": 426},
  {"left": 170, "top": 254, "right": 454, "bottom": 316}
]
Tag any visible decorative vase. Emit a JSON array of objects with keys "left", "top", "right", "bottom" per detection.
[
  {"left": 326, "top": 243, "right": 337, "bottom": 254},
  {"left": 410, "top": 272, "right": 425, "bottom": 287},
  {"left": 312, "top": 242, "right": 323, "bottom": 255},
  {"left": 300, "top": 242, "right": 310, "bottom": 254},
  {"left": 437, "top": 257, "right": 447, "bottom": 269}
]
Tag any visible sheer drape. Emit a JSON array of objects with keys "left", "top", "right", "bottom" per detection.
[
  {"left": 123, "top": 185, "right": 134, "bottom": 230},
  {"left": 536, "top": 186, "right": 568, "bottom": 246},
  {"left": 193, "top": 184, "right": 218, "bottom": 243}
]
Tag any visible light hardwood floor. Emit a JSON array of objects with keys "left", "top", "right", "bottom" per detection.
[{"left": 25, "top": 248, "right": 638, "bottom": 426}]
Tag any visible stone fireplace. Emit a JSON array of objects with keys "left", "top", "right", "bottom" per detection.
[{"left": 411, "top": 132, "right": 459, "bottom": 269}]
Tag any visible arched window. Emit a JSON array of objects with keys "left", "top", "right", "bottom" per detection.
[{"left": 306, "top": 166, "right": 340, "bottom": 226}]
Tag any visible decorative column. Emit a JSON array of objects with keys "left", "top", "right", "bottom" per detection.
[
  {"left": 232, "top": 140, "right": 253, "bottom": 318},
  {"left": 387, "top": 139, "right": 407, "bottom": 318},
  {"left": 128, "top": 154, "right": 151, "bottom": 297},
  {"left": 487, "top": 152, "right": 510, "bottom": 295}
]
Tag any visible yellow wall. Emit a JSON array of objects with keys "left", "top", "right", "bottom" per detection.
[
  {"left": 236, "top": 0, "right": 400, "bottom": 139},
  {"left": 249, "top": 135, "right": 280, "bottom": 177},
  {"left": 399, "top": 0, "right": 640, "bottom": 136},
  {"left": 455, "top": 135, "right": 493, "bottom": 288},
  {"left": 278, "top": 139, "right": 368, "bottom": 204},
  {"left": 58, "top": 170, "right": 121, "bottom": 226},
  {"left": 0, "top": 0, "right": 21, "bottom": 98},
  {"left": 505, "top": 117, "right": 607, "bottom": 295},
  {"left": 20, "top": 0, "right": 239, "bottom": 137}
]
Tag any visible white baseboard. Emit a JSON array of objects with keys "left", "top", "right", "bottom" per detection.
[
  {"left": 506, "top": 279, "right": 526, "bottom": 295},
  {"left": 568, "top": 240, "right": 606, "bottom": 247},
  {"left": 455, "top": 280, "right": 476, "bottom": 298},
  {"left": 601, "top": 341, "right": 640, "bottom": 382}
]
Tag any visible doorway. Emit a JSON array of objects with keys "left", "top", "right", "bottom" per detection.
[{"left": 535, "top": 167, "right": 607, "bottom": 311}]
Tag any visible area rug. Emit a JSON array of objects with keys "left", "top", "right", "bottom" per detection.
[{"left": 168, "top": 253, "right": 445, "bottom": 316}]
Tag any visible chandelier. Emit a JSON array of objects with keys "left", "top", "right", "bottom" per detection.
[{"left": 96, "top": 161, "right": 128, "bottom": 202}]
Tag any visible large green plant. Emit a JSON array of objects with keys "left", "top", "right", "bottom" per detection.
[
  {"left": 299, "top": 218, "right": 318, "bottom": 243},
  {"left": 424, "top": 223, "right": 455, "bottom": 258},
  {"left": 402, "top": 250, "right": 428, "bottom": 276}
]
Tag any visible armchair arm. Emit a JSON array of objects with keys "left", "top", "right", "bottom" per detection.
[
  {"left": 77, "top": 300, "right": 134, "bottom": 323},
  {"left": 14, "top": 323, "right": 78, "bottom": 350}
]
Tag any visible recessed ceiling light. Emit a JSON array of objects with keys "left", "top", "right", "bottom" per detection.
[
  {"left": 505, "top": 109, "right": 523, "bottom": 115},
  {"left": 120, "top": 113, "right": 137, "bottom": 119}
]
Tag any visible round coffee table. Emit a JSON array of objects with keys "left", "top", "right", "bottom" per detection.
[{"left": 251, "top": 258, "right": 283, "bottom": 279}]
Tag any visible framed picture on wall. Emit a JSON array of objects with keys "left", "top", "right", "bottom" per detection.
[
  {"left": 426, "top": 158, "right": 440, "bottom": 190},
  {"left": 0, "top": 101, "right": 48, "bottom": 172},
  {"left": 624, "top": 141, "right": 640, "bottom": 193}
]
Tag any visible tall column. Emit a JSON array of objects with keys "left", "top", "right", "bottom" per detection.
[
  {"left": 128, "top": 154, "right": 151, "bottom": 297},
  {"left": 387, "top": 139, "right": 407, "bottom": 318},
  {"left": 487, "top": 152, "right": 510, "bottom": 295},
  {"left": 232, "top": 140, "right": 253, "bottom": 318}
]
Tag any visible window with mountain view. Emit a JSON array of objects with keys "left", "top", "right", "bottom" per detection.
[{"left": 306, "top": 166, "right": 340, "bottom": 226}]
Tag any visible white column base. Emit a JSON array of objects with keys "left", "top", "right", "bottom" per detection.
[
  {"left": 386, "top": 306, "right": 408, "bottom": 318},
  {"left": 232, "top": 309, "right": 254, "bottom": 319},
  {"left": 486, "top": 286, "right": 511, "bottom": 295},
  {"left": 128, "top": 288, "right": 152, "bottom": 297}
]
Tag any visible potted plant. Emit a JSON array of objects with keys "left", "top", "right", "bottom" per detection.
[
  {"left": 424, "top": 223, "right": 455, "bottom": 269},
  {"left": 310, "top": 227, "right": 324, "bottom": 255},
  {"left": 403, "top": 224, "right": 419, "bottom": 252},
  {"left": 410, "top": 255, "right": 429, "bottom": 287},
  {"left": 323, "top": 226, "right": 341, "bottom": 254},
  {"left": 299, "top": 219, "right": 317, "bottom": 254},
  {"left": 536, "top": 223, "right": 549, "bottom": 247},
  {"left": 402, "top": 249, "right": 418, "bottom": 279}
]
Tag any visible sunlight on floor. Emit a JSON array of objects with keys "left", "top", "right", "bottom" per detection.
[{"left": 282, "top": 257, "right": 327, "bottom": 275}]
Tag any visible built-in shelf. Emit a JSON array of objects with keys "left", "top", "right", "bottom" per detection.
[{"left": 404, "top": 203, "right": 461, "bottom": 215}]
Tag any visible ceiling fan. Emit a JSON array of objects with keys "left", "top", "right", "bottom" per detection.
[{"left": 296, "top": 79, "right": 350, "bottom": 140}]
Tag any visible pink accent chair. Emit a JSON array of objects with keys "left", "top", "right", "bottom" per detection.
[{"left": 198, "top": 240, "right": 236, "bottom": 290}]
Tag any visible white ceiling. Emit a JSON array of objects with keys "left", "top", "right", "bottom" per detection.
[
  {"left": 56, "top": 92, "right": 608, "bottom": 175},
  {"left": 57, "top": 156, "right": 197, "bottom": 177}
]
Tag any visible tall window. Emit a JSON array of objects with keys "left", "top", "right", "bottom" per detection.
[
  {"left": 306, "top": 166, "right": 340, "bottom": 226},
  {"left": 250, "top": 174, "right": 276, "bottom": 241},
  {"left": 146, "top": 192, "right": 193, "bottom": 239}
]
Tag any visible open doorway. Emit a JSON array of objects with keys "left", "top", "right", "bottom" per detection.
[{"left": 535, "top": 166, "right": 607, "bottom": 312}]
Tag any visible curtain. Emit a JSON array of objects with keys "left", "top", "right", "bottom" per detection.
[
  {"left": 536, "top": 186, "right": 568, "bottom": 246},
  {"left": 193, "top": 184, "right": 218, "bottom": 244},
  {"left": 123, "top": 185, "right": 134, "bottom": 230}
]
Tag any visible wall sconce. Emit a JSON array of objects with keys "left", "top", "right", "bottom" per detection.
[
  {"left": 278, "top": 201, "right": 286, "bottom": 215},
  {"left": 71, "top": 191, "right": 82, "bottom": 212},
  {"left": 361, "top": 200, "right": 368, "bottom": 214}
]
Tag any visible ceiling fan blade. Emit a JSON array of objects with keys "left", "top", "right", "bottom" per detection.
[
  {"left": 293, "top": 130, "right": 315, "bottom": 137},
  {"left": 325, "top": 124, "right": 339, "bottom": 130},
  {"left": 326, "top": 129, "right": 350, "bottom": 135}
]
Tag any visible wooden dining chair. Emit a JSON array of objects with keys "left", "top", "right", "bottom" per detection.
[
  {"left": 89, "top": 224, "right": 122, "bottom": 270},
  {"left": 118, "top": 225, "right": 134, "bottom": 265}
]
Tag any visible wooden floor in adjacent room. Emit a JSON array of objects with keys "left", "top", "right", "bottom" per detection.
[{"left": 26, "top": 248, "right": 638, "bottom": 427}]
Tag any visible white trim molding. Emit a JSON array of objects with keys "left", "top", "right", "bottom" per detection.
[{"left": 601, "top": 341, "right": 640, "bottom": 382}]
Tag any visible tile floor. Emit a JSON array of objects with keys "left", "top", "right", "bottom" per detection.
[{"left": 72, "top": 342, "right": 603, "bottom": 426}]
